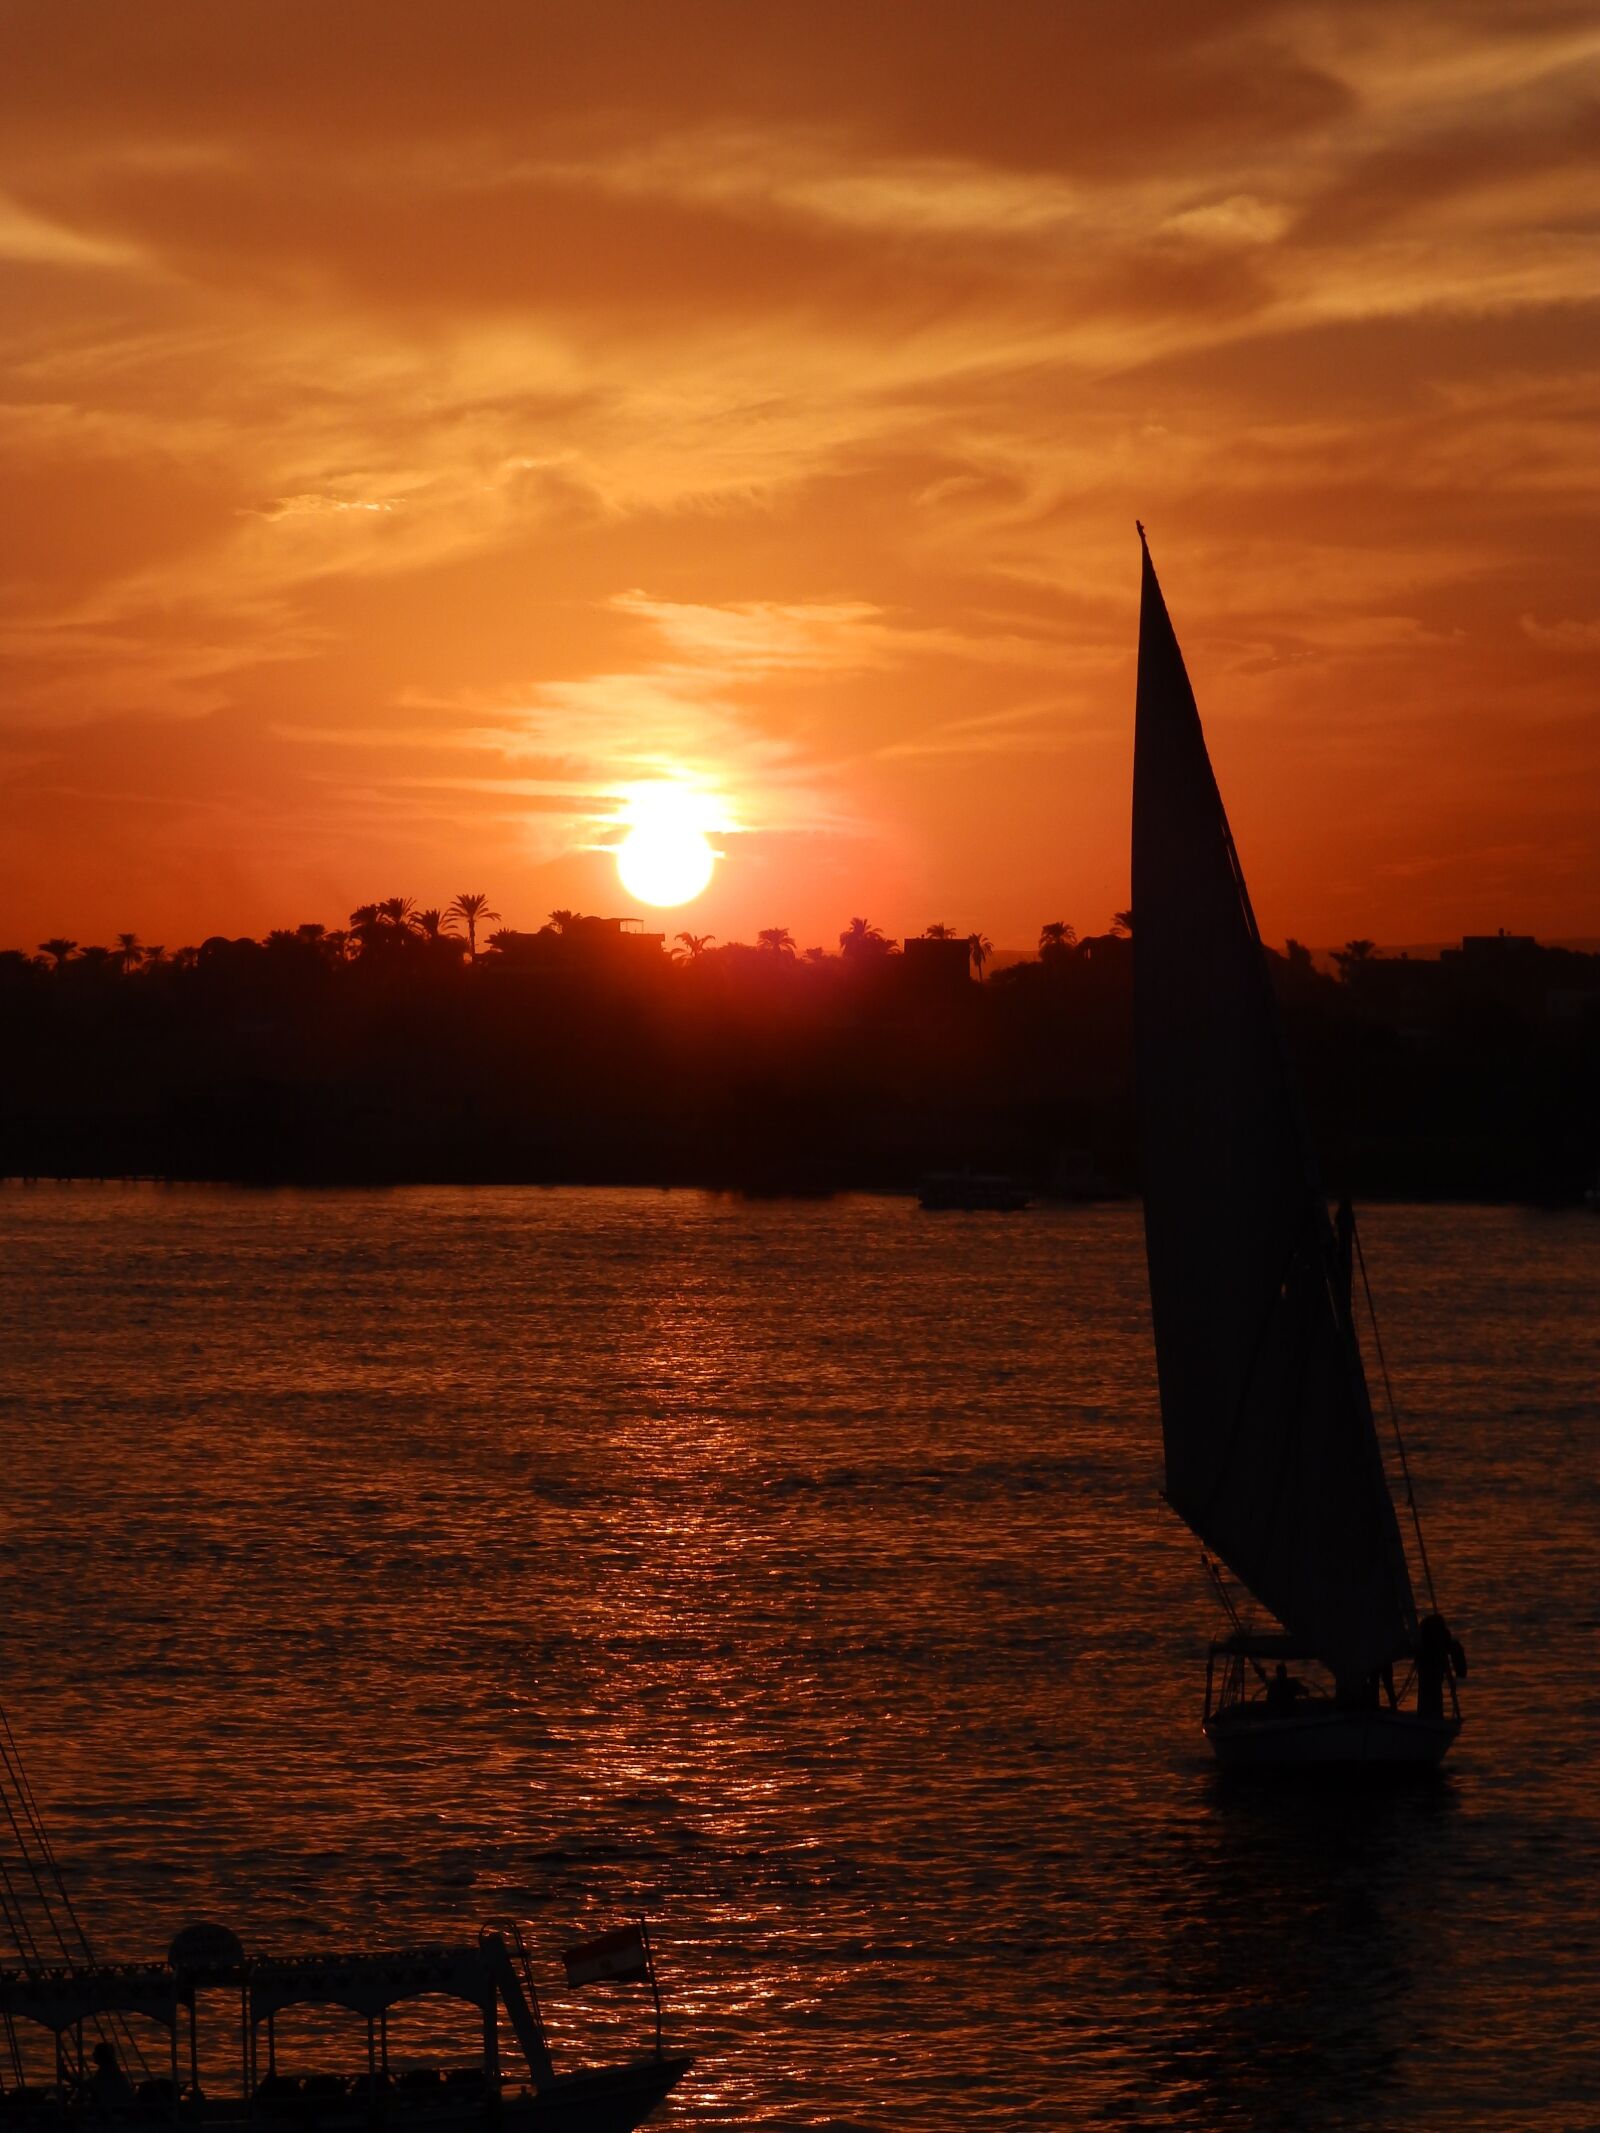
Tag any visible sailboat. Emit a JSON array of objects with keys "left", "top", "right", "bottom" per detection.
[{"left": 1131, "top": 528, "right": 1468, "bottom": 1768}]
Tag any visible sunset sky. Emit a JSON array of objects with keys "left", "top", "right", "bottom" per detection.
[{"left": 2, "top": 1, "right": 1596, "bottom": 953}]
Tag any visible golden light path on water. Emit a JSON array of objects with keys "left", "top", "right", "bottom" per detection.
[{"left": 0, "top": 1190, "right": 1596, "bottom": 2129}]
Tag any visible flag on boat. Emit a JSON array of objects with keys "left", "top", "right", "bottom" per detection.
[{"left": 563, "top": 1923, "right": 650, "bottom": 1987}]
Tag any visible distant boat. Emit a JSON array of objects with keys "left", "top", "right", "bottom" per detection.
[
  {"left": 1131, "top": 528, "right": 1467, "bottom": 1768},
  {"left": 917, "top": 1170, "right": 1031, "bottom": 1211},
  {"left": 1042, "top": 1147, "right": 1104, "bottom": 1202}
]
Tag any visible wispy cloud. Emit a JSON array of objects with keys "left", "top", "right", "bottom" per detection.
[
  {"left": 1521, "top": 613, "right": 1600, "bottom": 649},
  {"left": 0, "top": 1, "right": 1595, "bottom": 943}
]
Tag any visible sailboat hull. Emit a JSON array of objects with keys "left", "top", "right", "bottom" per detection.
[{"left": 1205, "top": 1703, "right": 1460, "bottom": 1769}]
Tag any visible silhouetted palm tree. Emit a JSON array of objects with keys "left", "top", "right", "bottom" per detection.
[
  {"left": 378, "top": 896, "right": 419, "bottom": 933},
  {"left": 547, "top": 908, "right": 580, "bottom": 934},
  {"left": 445, "top": 892, "right": 499, "bottom": 960},
  {"left": 925, "top": 922, "right": 956, "bottom": 940},
  {"left": 676, "top": 932, "right": 715, "bottom": 961},
  {"left": 1334, "top": 939, "right": 1377, "bottom": 983},
  {"left": 967, "top": 931, "right": 993, "bottom": 981},
  {"left": 839, "top": 916, "right": 888, "bottom": 959},
  {"left": 1112, "top": 908, "right": 1134, "bottom": 936},
  {"left": 38, "top": 939, "right": 76, "bottom": 968},
  {"left": 348, "top": 904, "right": 384, "bottom": 957},
  {"left": 143, "top": 945, "right": 166, "bottom": 965},
  {"left": 415, "top": 908, "right": 448, "bottom": 941},
  {"left": 757, "top": 927, "right": 796, "bottom": 957},
  {"left": 113, "top": 932, "right": 143, "bottom": 973},
  {"left": 1038, "top": 922, "right": 1077, "bottom": 969}
]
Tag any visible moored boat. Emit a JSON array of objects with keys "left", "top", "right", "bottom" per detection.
[
  {"left": 917, "top": 1170, "right": 1031, "bottom": 1211},
  {"left": 0, "top": 1923, "right": 690, "bottom": 2133},
  {"left": 1131, "top": 527, "right": 1467, "bottom": 1769}
]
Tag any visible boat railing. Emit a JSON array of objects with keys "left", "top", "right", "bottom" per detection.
[
  {"left": 1204, "top": 1629, "right": 1458, "bottom": 1729},
  {"left": 0, "top": 2083, "right": 182, "bottom": 2122},
  {"left": 248, "top": 2063, "right": 490, "bottom": 2119},
  {"left": 1204, "top": 1631, "right": 1320, "bottom": 1718}
]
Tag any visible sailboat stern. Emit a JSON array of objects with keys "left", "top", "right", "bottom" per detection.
[
  {"left": 1201, "top": 1631, "right": 1460, "bottom": 1769},
  {"left": 1205, "top": 1701, "right": 1461, "bottom": 1769}
]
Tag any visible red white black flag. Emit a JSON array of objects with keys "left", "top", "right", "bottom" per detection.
[{"left": 563, "top": 1922, "right": 651, "bottom": 1988}]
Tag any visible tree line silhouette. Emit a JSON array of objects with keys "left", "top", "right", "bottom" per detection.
[
  {"left": 1, "top": 901, "right": 1595, "bottom": 1197},
  {"left": 25, "top": 901, "right": 1016, "bottom": 981}
]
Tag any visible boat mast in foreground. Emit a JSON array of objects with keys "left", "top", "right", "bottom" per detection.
[{"left": 1131, "top": 527, "right": 1466, "bottom": 1769}]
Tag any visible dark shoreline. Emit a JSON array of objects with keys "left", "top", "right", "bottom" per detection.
[
  {"left": 1, "top": 1159, "right": 1591, "bottom": 1209},
  {"left": 4, "top": 926, "right": 1595, "bottom": 1207}
]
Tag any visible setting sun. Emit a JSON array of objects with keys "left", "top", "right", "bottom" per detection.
[{"left": 614, "top": 784, "right": 718, "bottom": 908}]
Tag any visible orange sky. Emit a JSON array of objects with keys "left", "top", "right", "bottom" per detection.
[{"left": 2, "top": 2, "right": 1596, "bottom": 953}]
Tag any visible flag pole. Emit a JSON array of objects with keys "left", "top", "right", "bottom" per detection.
[{"left": 638, "top": 1917, "right": 662, "bottom": 2060}]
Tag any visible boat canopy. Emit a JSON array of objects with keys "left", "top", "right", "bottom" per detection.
[
  {"left": 0, "top": 1962, "right": 182, "bottom": 2034},
  {"left": 0, "top": 1937, "right": 550, "bottom": 2085},
  {"left": 246, "top": 1946, "right": 500, "bottom": 2025},
  {"left": 1132, "top": 536, "right": 1417, "bottom": 1683}
]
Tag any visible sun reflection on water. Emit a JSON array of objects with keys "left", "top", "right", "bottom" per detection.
[{"left": 0, "top": 1189, "right": 1594, "bottom": 2127}]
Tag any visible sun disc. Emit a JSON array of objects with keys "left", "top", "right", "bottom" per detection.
[{"left": 614, "top": 787, "right": 717, "bottom": 907}]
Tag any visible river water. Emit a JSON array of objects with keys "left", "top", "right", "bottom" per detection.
[{"left": 0, "top": 1187, "right": 1596, "bottom": 2130}]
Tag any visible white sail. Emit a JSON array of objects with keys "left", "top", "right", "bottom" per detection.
[{"left": 1132, "top": 536, "right": 1416, "bottom": 1684}]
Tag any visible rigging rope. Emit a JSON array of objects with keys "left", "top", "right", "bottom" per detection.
[
  {"left": 0, "top": 1758, "right": 65, "bottom": 1963},
  {"left": 1351, "top": 1215, "right": 1442, "bottom": 1616},
  {"left": 0, "top": 1700, "right": 152, "bottom": 2080},
  {"left": 1202, "top": 1554, "right": 1271, "bottom": 1687},
  {"left": 0, "top": 1845, "right": 46, "bottom": 1964},
  {"left": 0, "top": 1836, "right": 33, "bottom": 2085},
  {"left": 0, "top": 1716, "right": 94, "bottom": 1965}
]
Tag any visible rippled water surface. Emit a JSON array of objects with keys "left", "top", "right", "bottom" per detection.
[{"left": 1, "top": 1187, "right": 1596, "bottom": 2129}]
